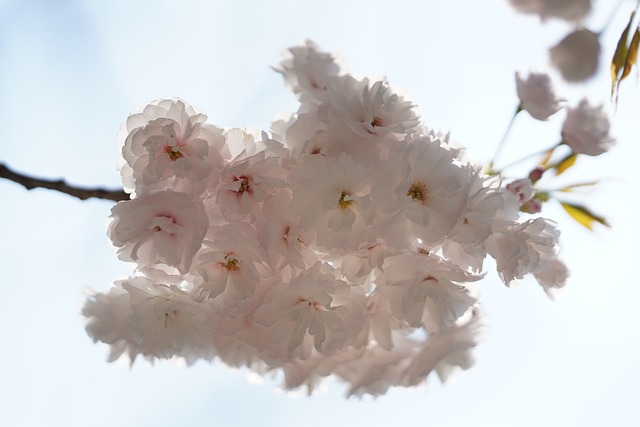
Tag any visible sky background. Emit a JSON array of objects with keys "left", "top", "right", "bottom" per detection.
[{"left": 1, "top": 0, "right": 639, "bottom": 426}]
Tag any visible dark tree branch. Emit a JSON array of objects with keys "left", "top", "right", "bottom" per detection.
[{"left": 0, "top": 163, "right": 129, "bottom": 202}]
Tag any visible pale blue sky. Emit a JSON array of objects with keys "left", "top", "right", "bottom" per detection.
[{"left": 1, "top": 1, "right": 639, "bottom": 426}]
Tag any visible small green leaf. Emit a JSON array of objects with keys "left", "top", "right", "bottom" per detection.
[
  {"left": 555, "top": 153, "right": 578, "bottom": 175},
  {"left": 535, "top": 191, "right": 550, "bottom": 202},
  {"left": 539, "top": 145, "right": 557, "bottom": 169},
  {"left": 560, "top": 202, "right": 610, "bottom": 230}
]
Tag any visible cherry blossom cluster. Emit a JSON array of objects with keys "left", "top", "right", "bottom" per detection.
[{"left": 84, "top": 40, "right": 569, "bottom": 396}]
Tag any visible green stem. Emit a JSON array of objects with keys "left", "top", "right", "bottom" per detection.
[
  {"left": 493, "top": 142, "right": 563, "bottom": 175},
  {"left": 489, "top": 103, "right": 523, "bottom": 173}
]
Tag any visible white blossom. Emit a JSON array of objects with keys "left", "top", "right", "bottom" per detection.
[
  {"left": 562, "top": 98, "right": 615, "bottom": 156},
  {"left": 119, "top": 98, "right": 226, "bottom": 197},
  {"left": 84, "top": 39, "right": 580, "bottom": 396},
  {"left": 84, "top": 276, "right": 215, "bottom": 363},
  {"left": 372, "top": 135, "right": 470, "bottom": 249},
  {"left": 253, "top": 262, "right": 364, "bottom": 359},
  {"left": 534, "top": 258, "right": 569, "bottom": 299},
  {"left": 325, "top": 76, "right": 419, "bottom": 148},
  {"left": 486, "top": 218, "right": 560, "bottom": 285},
  {"left": 516, "top": 71, "right": 564, "bottom": 120},
  {"left": 438, "top": 171, "right": 505, "bottom": 272},
  {"left": 108, "top": 190, "right": 208, "bottom": 274},
  {"left": 381, "top": 252, "right": 479, "bottom": 331},
  {"left": 273, "top": 39, "right": 341, "bottom": 104},
  {"left": 216, "top": 150, "right": 287, "bottom": 221},
  {"left": 550, "top": 29, "right": 600, "bottom": 82},
  {"left": 257, "top": 190, "right": 317, "bottom": 272},
  {"left": 192, "top": 222, "right": 268, "bottom": 306},
  {"left": 289, "top": 153, "right": 376, "bottom": 251}
]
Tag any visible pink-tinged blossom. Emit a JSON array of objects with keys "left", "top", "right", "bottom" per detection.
[
  {"left": 506, "top": 178, "right": 535, "bottom": 203},
  {"left": 282, "top": 112, "right": 332, "bottom": 158},
  {"left": 534, "top": 257, "right": 569, "bottom": 299},
  {"left": 222, "top": 127, "right": 289, "bottom": 161},
  {"left": 401, "top": 309, "right": 483, "bottom": 385},
  {"left": 281, "top": 347, "right": 364, "bottom": 394},
  {"left": 273, "top": 39, "right": 341, "bottom": 104},
  {"left": 108, "top": 190, "right": 208, "bottom": 274},
  {"left": 84, "top": 282, "right": 136, "bottom": 363},
  {"left": 439, "top": 172, "right": 505, "bottom": 271},
  {"left": 521, "top": 198, "right": 543, "bottom": 214},
  {"left": 289, "top": 153, "right": 376, "bottom": 251},
  {"left": 486, "top": 217, "right": 560, "bottom": 285},
  {"left": 562, "top": 98, "right": 615, "bottom": 156},
  {"left": 339, "top": 241, "right": 395, "bottom": 284},
  {"left": 326, "top": 76, "right": 419, "bottom": 145},
  {"left": 83, "top": 277, "right": 215, "bottom": 363},
  {"left": 257, "top": 190, "right": 317, "bottom": 272},
  {"left": 335, "top": 311, "right": 482, "bottom": 397},
  {"left": 216, "top": 150, "right": 287, "bottom": 221},
  {"left": 361, "top": 283, "right": 400, "bottom": 351},
  {"left": 85, "top": 40, "right": 574, "bottom": 396},
  {"left": 124, "top": 278, "right": 215, "bottom": 361},
  {"left": 372, "top": 136, "right": 470, "bottom": 249},
  {"left": 334, "top": 336, "right": 417, "bottom": 397},
  {"left": 192, "top": 222, "right": 268, "bottom": 306},
  {"left": 119, "top": 98, "right": 226, "bottom": 197},
  {"left": 381, "top": 252, "right": 479, "bottom": 332},
  {"left": 253, "top": 263, "right": 365, "bottom": 359},
  {"left": 516, "top": 71, "right": 564, "bottom": 120}
]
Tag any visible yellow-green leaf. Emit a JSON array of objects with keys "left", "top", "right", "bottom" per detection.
[
  {"left": 560, "top": 202, "right": 609, "bottom": 230},
  {"left": 555, "top": 153, "right": 578, "bottom": 175},
  {"left": 622, "top": 27, "right": 640, "bottom": 81},
  {"left": 557, "top": 181, "right": 600, "bottom": 192},
  {"left": 539, "top": 146, "right": 557, "bottom": 168},
  {"left": 611, "top": 12, "right": 634, "bottom": 95}
]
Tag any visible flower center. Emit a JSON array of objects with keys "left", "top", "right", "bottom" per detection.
[
  {"left": 163, "top": 145, "right": 184, "bottom": 161},
  {"left": 163, "top": 309, "right": 180, "bottom": 328},
  {"left": 338, "top": 191, "right": 354, "bottom": 209},
  {"left": 220, "top": 253, "right": 240, "bottom": 271},
  {"left": 234, "top": 175, "right": 251, "bottom": 194},
  {"left": 371, "top": 116, "right": 383, "bottom": 127},
  {"left": 407, "top": 182, "right": 427, "bottom": 202}
]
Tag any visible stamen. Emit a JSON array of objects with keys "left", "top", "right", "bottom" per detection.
[
  {"left": 220, "top": 253, "right": 240, "bottom": 271},
  {"left": 163, "top": 145, "right": 184, "bottom": 161},
  {"left": 407, "top": 183, "right": 427, "bottom": 202},
  {"left": 338, "top": 191, "right": 354, "bottom": 209},
  {"left": 235, "top": 175, "right": 251, "bottom": 194}
]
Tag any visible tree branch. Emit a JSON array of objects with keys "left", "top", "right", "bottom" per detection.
[{"left": 0, "top": 163, "right": 129, "bottom": 202}]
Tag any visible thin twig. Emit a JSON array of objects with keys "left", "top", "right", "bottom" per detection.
[
  {"left": 0, "top": 163, "right": 128, "bottom": 202},
  {"left": 489, "top": 103, "right": 522, "bottom": 172}
]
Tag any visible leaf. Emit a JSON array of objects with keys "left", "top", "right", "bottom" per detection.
[
  {"left": 621, "top": 27, "right": 640, "bottom": 82},
  {"left": 611, "top": 11, "right": 634, "bottom": 96},
  {"left": 560, "top": 202, "right": 610, "bottom": 230},
  {"left": 557, "top": 181, "right": 600, "bottom": 192},
  {"left": 535, "top": 191, "right": 550, "bottom": 202},
  {"left": 612, "top": 11, "right": 640, "bottom": 104},
  {"left": 554, "top": 153, "right": 578, "bottom": 175},
  {"left": 539, "top": 146, "right": 557, "bottom": 168}
]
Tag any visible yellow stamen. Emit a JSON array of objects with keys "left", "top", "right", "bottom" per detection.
[
  {"left": 338, "top": 191, "right": 353, "bottom": 209},
  {"left": 407, "top": 183, "right": 427, "bottom": 201}
]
